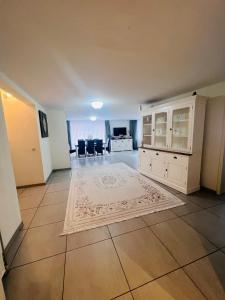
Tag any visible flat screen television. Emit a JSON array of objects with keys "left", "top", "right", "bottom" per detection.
[{"left": 113, "top": 127, "right": 127, "bottom": 136}]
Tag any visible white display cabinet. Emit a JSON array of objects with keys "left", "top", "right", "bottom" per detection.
[{"left": 139, "top": 96, "right": 207, "bottom": 194}]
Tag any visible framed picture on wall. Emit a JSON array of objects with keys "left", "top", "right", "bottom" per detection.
[{"left": 38, "top": 110, "right": 49, "bottom": 138}]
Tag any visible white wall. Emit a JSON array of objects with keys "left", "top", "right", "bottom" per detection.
[
  {"left": 35, "top": 104, "right": 52, "bottom": 181},
  {"left": 0, "top": 95, "right": 21, "bottom": 248},
  {"left": 47, "top": 109, "right": 71, "bottom": 170},
  {"left": 2, "top": 96, "right": 45, "bottom": 186},
  {"left": 146, "top": 81, "right": 225, "bottom": 108},
  {"left": 110, "top": 120, "right": 130, "bottom": 136}
]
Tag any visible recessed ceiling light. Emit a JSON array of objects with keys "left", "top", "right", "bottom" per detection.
[
  {"left": 90, "top": 116, "right": 97, "bottom": 121},
  {"left": 91, "top": 101, "right": 103, "bottom": 109}
]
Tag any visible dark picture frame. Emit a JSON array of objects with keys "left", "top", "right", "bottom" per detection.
[{"left": 38, "top": 110, "right": 49, "bottom": 138}]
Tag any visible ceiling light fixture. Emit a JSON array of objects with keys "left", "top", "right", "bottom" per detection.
[
  {"left": 91, "top": 100, "right": 103, "bottom": 109},
  {"left": 90, "top": 116, "right": 97, "bottom": 121}
]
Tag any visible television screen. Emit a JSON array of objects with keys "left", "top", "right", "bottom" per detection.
[{"left": 113, "top": 127, "right": 127, "bottom": 136}]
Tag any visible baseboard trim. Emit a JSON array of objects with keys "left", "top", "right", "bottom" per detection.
[
  {"left": 17, "top": 182, "right": 45, "bottom": 188},
  {"left": 53, "top": 168, "right": 71, "bottom": 172},
  {"left": 3, "top": 222, "right": 24, "bottom": 266}
]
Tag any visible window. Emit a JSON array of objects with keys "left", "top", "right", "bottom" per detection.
[{"left": 70, "top": 120, "right": 105, "bottom": 146}]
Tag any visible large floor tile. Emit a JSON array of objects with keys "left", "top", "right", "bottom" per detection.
[
  {"left": 19, "top": 193, "right": 43, "bottom": 210},
  {"left": 17, "top": 188, "right": 24, "bottom": 195},
  {"left": 5, "top": 230, "right": 26, "bottom": 267},
  {"left": 20, "top": 185, "right": 47, "bottom": 197},
  {"left": 21, "top": 208, "right": 37, "bottom": 229},
  {"left": 142, "top": 209, "right": 177, "bottom": 226},
  {"left": 50, "top": 174, "right": 71, "bottom": 184},
  {"left": 12, "top": 222, "right": 66, "bottom": 267},
  {"left": 108, "top": 217, "right": 146, "bottom": 237},
  {"left": 5, "top": 254, "right": 65, "bottom": 300},
  {"left": 64, "top": 239, "right": 129, "bottom": 300},
  {"left": 113, "top": 227, "right": 178, "bottom": 289},
  {"left": 114, "top": 293, "right": 133, "bottom": 300},
  {"left": 172, "top": 202, "right": 202, "bottom": 216},
  {"left": 208, "top": 203, "right": 225, "bottom": 219},
  {"left": 47, "top": 181, "right": 70, "bottom": 193},
  {"left": 132, "top": 269, "right": 205, "bottom": 300},
  {"left": 181, "top": 190, "right": 224, "bottom": 208},
  {"left": 152, "top": 218, "right": 216, "bottom": 266},
  {"left": 41, "top": 190, "right": 69, "bottom": 206},
  {"left": 184, "top": 251, "right": 225, "bottom": 300},
  {"left": 30, "top": 203, "right": 66, "bottom": 227},
  {"left": 183, "top": 210, "right": 225, "bottom": 247},
  {"left": 67, "top": 226, "right": 110, "bottom": 251}
]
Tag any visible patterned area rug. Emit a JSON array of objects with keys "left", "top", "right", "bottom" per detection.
[{"left": 63, "top": 163, "right": 184, "bottom": 235}]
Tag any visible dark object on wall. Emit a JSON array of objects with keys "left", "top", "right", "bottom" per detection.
[
  {"left": 192, "top": 91, "right": 197, "bottom": 96},
  {"left": 38, "top": 110, "right": 49, "bottom": 138}
]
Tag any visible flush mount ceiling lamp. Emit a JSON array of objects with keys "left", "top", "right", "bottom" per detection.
[
  {"left": 91, "top": 100, "right": 103, "bottom": 110},
  {"left": 90, "top": 116, "right": 97, "bottom": 121}
]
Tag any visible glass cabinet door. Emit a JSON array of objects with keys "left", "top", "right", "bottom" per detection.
[
  {"left": 154, "top": 112, "right": 167, "bottom": 148},
  {"left": 142, "top": 115, "right": 152, "bottom": 147},
  {"left": 171, "top": 107, "right": 191, "bottom": 151}
]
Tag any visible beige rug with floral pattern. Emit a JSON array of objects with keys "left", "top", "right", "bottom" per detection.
[{"left": 63, "top": 163, "right": 184, "bottom": 235}]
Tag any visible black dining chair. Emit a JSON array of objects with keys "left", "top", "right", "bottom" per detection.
[
  {"left": 77, "top": 140, "right": 86, "bottom": 157},
  {"left": 95, "top": 139, "right": 104, "bottom": 155},
  {"left": 86, "top": 140, "right": 95, "bottom": 156}
]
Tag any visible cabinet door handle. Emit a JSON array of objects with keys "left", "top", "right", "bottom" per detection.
[
  {"left": 170, "top": 128, "right": 173, "bottom": 131},
  {"left": 152, "top": 129, "right": 155, "bottom": 132},
  {"left": 165, "top": 169, "right": 168, "bottom": 172},
  {"left": 156, "top": 152, "right": 159, "bottom": 156},
  {"left": 173, "top": 156, "right": 177, "bottom": 159},
  {"left": 150, "top": 163, "right": 152, "bottom": 167},
  {"left": 143, "top": 150, "right": 146, "bottom": 153}
]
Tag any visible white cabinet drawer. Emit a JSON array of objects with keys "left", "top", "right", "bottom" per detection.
[{"left": 166, "top": 152, "right": 189, "bottom": 167}]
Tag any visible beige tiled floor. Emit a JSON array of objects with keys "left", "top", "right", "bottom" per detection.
[{"left": 4, "top": 152, "right": 225, "bottom": 300}]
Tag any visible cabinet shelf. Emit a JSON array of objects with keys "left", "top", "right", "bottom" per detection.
[
  {"left": 173, "top": 119, "right": 189, "bottom": 123},
  {"left": 156, "top": 122, "right": 167, "bottom": 125}
]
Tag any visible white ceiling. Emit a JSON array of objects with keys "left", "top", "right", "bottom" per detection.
[{"left": 0, "top": 0, "right": 225, "bottom": 120}]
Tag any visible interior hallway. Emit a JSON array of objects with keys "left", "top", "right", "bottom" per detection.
[{"left": 3, "top": 152, "right": 225, "bottom": 300}]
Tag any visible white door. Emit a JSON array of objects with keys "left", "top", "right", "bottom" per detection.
[
  {"left": 169, "top": 105, "right": 193, "bottom": 152},
  {"left": 151, "top": 151, "right": 166, "bottom": 179},
  {"left": 153, "top": 110, "right": 168, "bottom": 149},
  {"left": 166, "top": 154, "right": 188, "bottom": 188}
]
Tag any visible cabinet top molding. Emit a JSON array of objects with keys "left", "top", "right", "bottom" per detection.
[{"left": 142, "top": 95, "right": 206, "bottom": 114}]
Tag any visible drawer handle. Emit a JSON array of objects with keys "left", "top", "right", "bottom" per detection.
[
  {"left": 152, "top": 129, "right": 155, "bottom": 132},
  {"left": 150, "top": 163, "right": 152, "bottom": 167},
  {"left": 166, "top": 169, "right": 168, "bottom": 172},
  {"left": 156, "top": 153, "right": 159, "bottom": 156},
  {"left": 143, "top": 150, "right": 146, "bottom": 153},
  {"left": 170, "top": 128, "right": 173, "bottom": 131},
  {"left": 173, "top": 156, "right": 177, "bottom": 159}
]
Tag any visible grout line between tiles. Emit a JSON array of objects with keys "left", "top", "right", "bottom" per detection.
[
  {"left": 108, "top": 225, "right": 134, "bottom": 300},
  {"left": 61, "top": 235, "right": 67, "bottom": 300},
  {"left": 9, "top": 251, "right": 66, "bottom": 270},
  {"left": 148, "top": 224, "right": 213, "bottom": 299},
  {"left": 181, "top": 216, "right": 220, "bottom": 249},
  {"left": 9, "top": 184, "right": 50, "bottom": 268}
]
